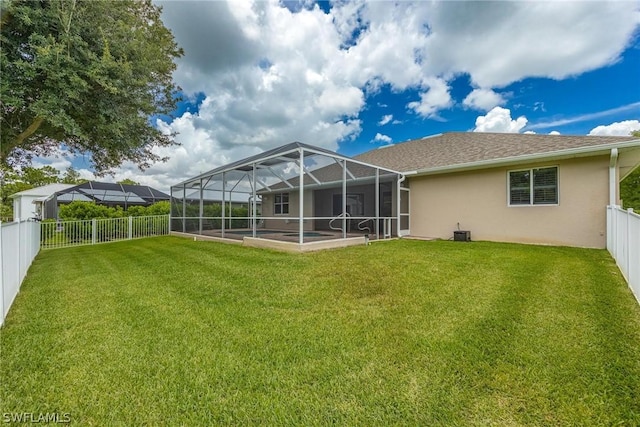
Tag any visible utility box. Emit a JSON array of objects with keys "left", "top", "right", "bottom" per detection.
[{"left": 454, "top": 230, "right": 471, "bottom": 242}]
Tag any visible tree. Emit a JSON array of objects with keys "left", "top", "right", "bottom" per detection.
[
  {"left": 620, "top": 130, "right": 640, "bottom": 211},
  {"left": 0, "top": 165, "right": 59, "bottom": 220},
  {"left": 20, "top": 165, "right": 60, "bottom": 186},
  {"left": 0, "top": 0, "right": 183, "bottom": 172},
  {"left": 61, "top": 166, "right": 86, "bottom": 184},
  {"left": 117, "top": 178, "right": 140, "bottom": 186}
]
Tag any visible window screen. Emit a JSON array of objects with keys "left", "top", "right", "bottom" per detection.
[
  {"left": 509, "top": 167, "right": 557, "bottom": 205},
  {"left": 509, "top": 170, "right": 531, "bottom": 205},
  {"left": 533, "top": 167, "right": 558, "bottom": 204}
]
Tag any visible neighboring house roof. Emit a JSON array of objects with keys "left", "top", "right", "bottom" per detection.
[
  {"left": 355, "top": 132, "right": 640, "bottom": 176},
  {"left": 8, "top": 183, "right": 75, "bottom": 199},
  {"left": 49, "top": 181, "right": 170, "bottom": 205}
]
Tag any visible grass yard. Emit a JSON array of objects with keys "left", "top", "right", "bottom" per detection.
[{"left": 1, "top": 237, "right": 640, "bottom": 425}]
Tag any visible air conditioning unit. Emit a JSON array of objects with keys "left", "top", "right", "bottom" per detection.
[{"left": 453, "top": 230, "right": 471, "bottom": 242}]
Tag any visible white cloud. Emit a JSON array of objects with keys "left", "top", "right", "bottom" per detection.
[
  {"left": 407, "top": 78, "right": 452, "bottom": 118},
  {"left": 424, "top": 1, "right": 640, "bottom": 87},
  {"left": 378, "top": 114, "right": 393, "bottom": 126},
  {"left": 102, "top": 0, "right": 638, "bottom": 188},
  {"left": 31, "top": 147, "right": 73, "bottom": 173},
  {"left": 463, "top": 88, "right": 506, "bottom": 111},
  {"left": 474, "top": 107, "right": 528, "bottom": 133},
  {"left": 548, "top": 131, "right": 561, "bottom": 135},
  {"left": 372, "top": 133, "right": 392, "bottom": 144},
  {"left": 589, "top": 120, "right": 640, "bottom": 136},
  {"left": 528, "top": 102, "right": 640, "bottom": 130}
]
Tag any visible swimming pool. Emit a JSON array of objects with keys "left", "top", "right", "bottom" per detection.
[
  {"left": 227, "top": 230, "right": 278, "bottom": 236},
  {"left": 283, "top": 232, "right": 333, "bottom": 238},
  {"left": 226, "top": 230, "right": 332, "bottom": 238}
]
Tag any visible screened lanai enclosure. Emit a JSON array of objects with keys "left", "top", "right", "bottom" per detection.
[{"left": 170, "top": 142, "right": 408, "bottom": 249}]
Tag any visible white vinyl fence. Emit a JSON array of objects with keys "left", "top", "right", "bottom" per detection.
[
  {"left": 607, "top": 206, "right": 640, "bottom": 305},
  {"left": 1, "top": 219, "right": 41, "bottom": 326},
  {"left": 41, "top": 215, "right": 169, "bottom": 249}
]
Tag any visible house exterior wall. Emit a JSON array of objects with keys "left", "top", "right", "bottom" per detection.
[
  {"left": 313, "top": 183, "right": 381, "bottom": 230},
  {"left": 260, "top": 181, "right": 397, "bottom": 233},
  {"left": 261, "top": 190, "right": 314, "bottom": 231},
  {"left": 408, "top": 155, "right": 611, "bottom": 248}
]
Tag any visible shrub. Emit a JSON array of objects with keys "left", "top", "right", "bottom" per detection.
[{"left": 58, "top": 201, "right": 170, "bottom": 220}]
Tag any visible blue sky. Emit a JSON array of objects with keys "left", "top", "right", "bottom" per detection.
[{"left": 39, "top": 1, "right": 640, "bottom": 191}]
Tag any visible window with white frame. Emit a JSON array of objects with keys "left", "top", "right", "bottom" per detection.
[
  {"left": 509, "top": 167, "right": 558, "bottom": 205},
  {"left": 274, "top": 193, "right": 289, "bottom": 214}
]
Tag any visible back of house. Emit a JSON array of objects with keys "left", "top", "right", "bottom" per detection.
[{"left": 356, "top": 132, "right": 640, "bottom": 248}]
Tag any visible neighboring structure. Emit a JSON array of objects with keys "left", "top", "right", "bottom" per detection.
[
  {"left": 43, "top": 181, "right": 170, "bottom": 219},
  {"left": 8, "top": 183, "right": 74, "bottom": 221},
  {"left": 8, "top": 181, "right": 170, "bottom": 221},
  {"left": 171, "top": 133, "right": 640, "bottom": 250}
]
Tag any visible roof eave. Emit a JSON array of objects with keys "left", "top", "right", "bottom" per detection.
[{"left": 408, "top": 139, "right": 640, "bottom": 176}]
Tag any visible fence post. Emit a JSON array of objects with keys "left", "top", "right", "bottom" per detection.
[
  {"left": 128, "top": 216, "right": 133, "bottom": 240},
  {"left": 17, "top": 220, "right": 21, "bottom": 283},
  {"left": 0, "top": 221, "right": 4, "bottom": 326},
  {"left": 92, "top": 218, "right": 97, "bottom": 245},
  {"left": 613, "top": 207, "right": 618, "bottom": 259},
  {"left": 628, "top": 208, "right": 633, "bottom": 281}
]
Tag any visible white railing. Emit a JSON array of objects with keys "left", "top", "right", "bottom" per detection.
[
  {"left": 607, "top": 206, "right": 640, "bottom": 305},
  {"left": 1, "top": 219, "right": 41, "bottom": 326},
  {"left": 41, "top": 215, "right": 170, "bottom": 249}
]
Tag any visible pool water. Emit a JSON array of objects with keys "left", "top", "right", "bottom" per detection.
[
  {"left": 227, "top": 230, "right": 277, "bottom": 236},
  {"left": 283, "top": 232, "right": 332, "bottom": 238},
  {"left": 227, "top": 230, "right": 332, "bottom": 238}
]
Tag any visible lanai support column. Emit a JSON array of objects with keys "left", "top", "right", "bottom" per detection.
[
  {"left": 182, "top": 183, "right": 186, "bottom": 233},
  {"left": 375, "top": 168, "right": 379, "bottom": 240},
  {"left": 342, "top": 160, "right": 347, "bottom": 239},
  {"left": 199, "top": 178, "right": 203, "bottom": 235},
  {"left": 299, "top": 148, "right": 304, "bottom": 245},
  {"left": 252, "top": 164, "right": 257, "bottom": 238},
  {"left": 222, "top": 172, "right": 226, "bottom": 238}
]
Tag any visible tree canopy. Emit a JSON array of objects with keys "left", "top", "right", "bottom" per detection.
[
  {"left": 0, "top": 0, "right": 183, "bottom": 172},
  {"left": 117, "top": 178, "right": 140, "bottom": 186},
  {"left": 620, "top": 130, "right": 640, "bottom": 211},
  {"left": 0, "top": 165, "right": 86, "bottom": 220}
]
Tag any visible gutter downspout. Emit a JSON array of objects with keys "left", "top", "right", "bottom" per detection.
[
  {"left": 397, "top": 174, "right": 406, "bottom": 237},
  {"left": 609, "top": 148, "right": 619, "bottom": 207},
  {"left": 609, "top": 148, "right": 619, "bottom": 257}
]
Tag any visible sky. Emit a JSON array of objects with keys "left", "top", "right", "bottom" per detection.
[{"left": 35, "top": 0, "right": 640, "bottom": 193}]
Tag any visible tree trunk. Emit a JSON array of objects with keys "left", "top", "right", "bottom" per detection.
[{"left": 2, "top": 117, "right": 45, "bottom": 160}]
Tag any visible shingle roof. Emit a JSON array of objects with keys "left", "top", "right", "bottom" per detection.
[{"left": 354, "top": 132, "right": 638, "bottom": 173}]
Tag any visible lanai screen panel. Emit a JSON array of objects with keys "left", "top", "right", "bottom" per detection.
[
  {"left": 170, "top": 186, "right": 186, "bottom": 232},
  {"left": 170, "top": 143, "right": 404, "bottom": 242}
]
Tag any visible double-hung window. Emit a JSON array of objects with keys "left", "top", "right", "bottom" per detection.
[
  {"left": 509, "top": 167, "right": 558, "bottom": 206},
  {"left": 274, "top": 193, "right": 289, "bottom": 214}
]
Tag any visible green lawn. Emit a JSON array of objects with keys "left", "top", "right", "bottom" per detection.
[{"left": 2, "top": 237, "right": 640, "bottom": 425}]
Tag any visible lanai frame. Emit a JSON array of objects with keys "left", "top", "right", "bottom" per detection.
[{"left": 170, "top": 142, "right": 405, "bottom": 245}]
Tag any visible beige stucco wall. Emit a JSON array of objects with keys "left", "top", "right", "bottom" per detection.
[
  {"left": 262, "top": 190, "right": 314, "bottom": 231},
  {"left": 408, "top": 155, "right": 612, "bottom": 248},
  {"left": 261, "top": 180, "right": 398, "bottom": 233}
]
